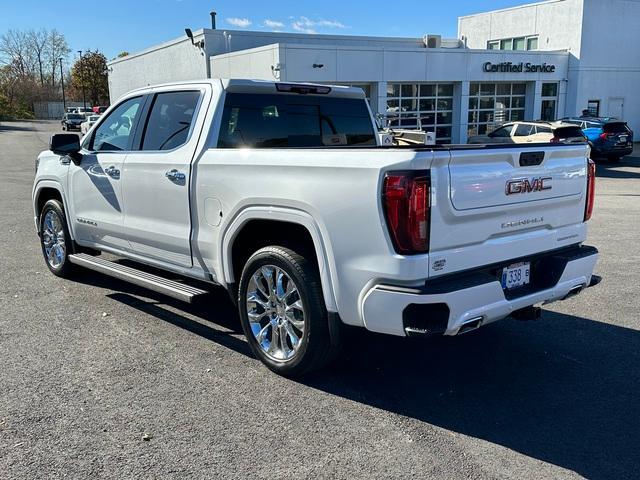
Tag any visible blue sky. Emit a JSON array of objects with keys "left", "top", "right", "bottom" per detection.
[{"left": 1, "top": 0, "right": 532, "bottom": 61}]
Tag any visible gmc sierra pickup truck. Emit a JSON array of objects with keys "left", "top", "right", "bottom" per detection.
[{"left": 33, "top": 79, "right": 600, "bottom": 376}]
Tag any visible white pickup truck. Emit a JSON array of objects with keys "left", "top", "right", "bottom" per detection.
[{"left": 33, "top": 79, "right": 600, "bottom": 376}]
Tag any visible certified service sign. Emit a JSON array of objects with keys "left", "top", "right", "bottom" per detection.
[{"left": 483, "top": 61, "right": 556, "bottom": 73}]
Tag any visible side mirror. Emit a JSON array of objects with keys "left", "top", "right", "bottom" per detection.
[{"left": 50, "top": 134, "right": 82, "bottom": 164}]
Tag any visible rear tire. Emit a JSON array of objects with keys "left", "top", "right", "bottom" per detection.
[
  {"left": 39, "top": 199, "right": 76, "bottom": 278},
  {"left": 238, "top": 246, "right": 340, "bottom": 377}
]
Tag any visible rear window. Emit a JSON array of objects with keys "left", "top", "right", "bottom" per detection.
[
  {"left": 68, "top": 114, "right": 83, "bottom": 120},
  {"left": 217, "top": 93, "right": 376, "bottom": 148},
  {"left": 141, "top": 90, "right": 201, "bottom": 151},
  {"left": 555, "top": 126, "right": 585, "bottom": 138},
  {"left": 603, "top": 122, "right": 630, "bottom": 134}
]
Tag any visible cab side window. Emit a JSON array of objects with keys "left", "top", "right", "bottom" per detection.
[
  {"left": 140, "top": 91, "right": 201, "bottom": 151},
  {"left": 90, "top": 96, "right": 143, "bottom": 152}
]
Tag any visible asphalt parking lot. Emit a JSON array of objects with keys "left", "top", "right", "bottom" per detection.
[{"left": 1, "top": 120, "right": 639, "bottom": 479}]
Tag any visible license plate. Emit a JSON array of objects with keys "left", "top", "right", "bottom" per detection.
[{"left": 501, "top": 262, "right": 531, "bottom": 290}]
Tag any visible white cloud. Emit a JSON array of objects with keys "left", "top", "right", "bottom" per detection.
[
  {"left": 226, "top": 17, "right": 252, "bottom": 28},
  {"left": 290, "top": 16, "right": 347, "bottom": 34},
  {"left": 316, "top": 19, "right": 347, "bottom": 28},
  {"left": 264, "top": 19, "right": 285, "bottom": 29}
]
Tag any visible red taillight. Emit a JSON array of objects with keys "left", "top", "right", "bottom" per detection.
[
  {"left": 599, "top": 132, "right": 612, "bottom": 140},
  {"left": 584, "top": 159, "right": 596, "bottom": 221},
  {"left": 383, "top": 172, "right": 430, "bottom": 254}
]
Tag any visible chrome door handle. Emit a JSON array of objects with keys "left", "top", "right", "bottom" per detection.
[
  {"left": 165, "top": 169, "right": 186, "bottom": 182},
  {"left": 104, "top": 165, "right": 120, "bottom": 179}
]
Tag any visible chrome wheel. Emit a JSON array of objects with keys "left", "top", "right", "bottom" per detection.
[
  {"left": 245, "top": 265, "right": 306, "bottom": 362},
  {"left": 42, "top": 210, "right": 66, "bottom": 269}
]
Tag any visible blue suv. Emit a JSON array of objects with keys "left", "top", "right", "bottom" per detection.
[{"left": 561, "top": 117, "right": 634, "bottom": 161}]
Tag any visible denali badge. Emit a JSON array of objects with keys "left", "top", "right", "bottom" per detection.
[
  {"left": 501, "top": 217, "right": 544, "bottom": 229},
  {"left": 505, "top": 177, "right": 552, "bottom": 195},
  {"left": 77, "top": 217, "right": 97, "bottom": 227}
]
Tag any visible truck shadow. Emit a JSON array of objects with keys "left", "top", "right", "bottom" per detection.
[
  {"left": 305, "top": 314, "right": 640, "bottom": 480},
  {"left": 595, "top": 154, "right": 640, "bottom": 179},
  {"left": 0, "top": 123, "right": 36, "bottom": 132},
  {"left": 72, "top": 267, "right": 638, "bottom": 479}
]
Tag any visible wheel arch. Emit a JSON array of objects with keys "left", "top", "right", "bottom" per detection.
[
  {"left": 221, "top": 207, "right": 338, "bottom": 312},
  {"left": 33, "top": 181, "right": 75, "bottom": 240}
]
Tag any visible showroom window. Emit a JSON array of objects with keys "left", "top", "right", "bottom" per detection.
[
  {"left": 386, "top": 83, "right": 455, "bottom": 143},
  {"left": 468, "top": 83, "right": 526, "bottom": 136},
  {"left": 540, "top": 82, "right": 558, "bottom": 121}
]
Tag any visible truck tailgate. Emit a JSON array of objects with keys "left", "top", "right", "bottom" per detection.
[
  {"left": 449, "top": 148, "right": 585, "bottom": 210},
  {"left": 429, "top": 145, "right": 590, "bottom": 277}
]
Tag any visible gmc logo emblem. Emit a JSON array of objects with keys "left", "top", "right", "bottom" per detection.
[{"left": 505, "top": 177, "right": 552, "bottom": 195}]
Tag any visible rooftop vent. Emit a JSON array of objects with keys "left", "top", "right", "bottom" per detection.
[{"left": 423, "top": 35, "right": 442, "bottom": 49}]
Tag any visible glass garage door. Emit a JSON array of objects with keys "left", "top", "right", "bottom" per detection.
[
  {"left": 386, "top": 83, "right": 454, "bottom": 143},
  {"left": 467, "top": 83, "right": 526, "bottom": 136}
]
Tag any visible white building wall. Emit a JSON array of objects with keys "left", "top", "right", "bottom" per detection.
[
  {"left": 212, "top": 43, "right": 568, "bottom": 143},
  {"left": 458, "top": 0, "right": 584, "bottom": 116},
  {"left": 572, "top": 0, "right": 640, "bottom": 130},
  {"left": 210, "top": 44, "right": 281, "bottom": 80},
  {"left": 108, "top": 29, "right": 427, "bottom": 101},
  {"left": 458, "top": 0, "right": 584, "bottom": 54},
  {"left": 459, "top": 0, "right": 640, "bottom": 130},
  {"left": 108, "top": 33, "right": 210, "bottom": 101}
]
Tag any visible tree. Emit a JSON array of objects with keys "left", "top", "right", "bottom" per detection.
[
  {"left": 27, "top": 29, "right": 48, "bottom": 86},
  {"left": 117, "top": 51, "right": 129, "bottom": 58},
  {"left": 47, "top": 30, "right": 70, "bottom": 88},
  {"left": 70, "top": 50, "right": 109, "bottom": 106},
  {"left": 0, "top": 29, "right": 35, "bottom": 77},
  {"left": 0, "top": 28, "right": 71, "bottom": 117}
]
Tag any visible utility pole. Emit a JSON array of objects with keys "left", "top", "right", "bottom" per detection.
[
  {"left": 78, "top": 50, "right": 86, "bottom": 110},
  {"left": 59, "top": 57, "right": 66, "bottom": 112}
]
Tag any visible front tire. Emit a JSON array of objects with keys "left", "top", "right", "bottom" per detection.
[
  {"left": 238, "top": 246, "right": 339, "bottom": 377},
  {"left": 39, "top": 199, "right": 75, "bottom": 278}
]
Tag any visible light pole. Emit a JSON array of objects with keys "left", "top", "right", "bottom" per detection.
[
  {"left": 59, "top": 57, "right": 66, "bottom": 112},
  {"left": 77, "top": 50, "right": 86, "bottom": 110}
]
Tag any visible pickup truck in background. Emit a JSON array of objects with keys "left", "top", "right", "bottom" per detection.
[{"left": 33, "top": 79, "right": 600, "bottom": 376}]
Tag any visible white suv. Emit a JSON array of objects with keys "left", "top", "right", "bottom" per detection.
[{"left": 469, "top": 121, "right": 586, "bottom": 144}]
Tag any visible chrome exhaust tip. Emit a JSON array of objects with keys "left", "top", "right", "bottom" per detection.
[
  {"left": 562, "top": 284, "right": 584, "bottom": 300},
  {"left": 457, "top": 316, "right": 483, "bottom": 335},
  {"left": 589, "top": 275, "right": 602, "bottom": 288}
]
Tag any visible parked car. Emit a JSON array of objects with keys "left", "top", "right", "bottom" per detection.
[
  {"left": 561, "top": 117, "right": 634, "bottom": 161},
  {"left": 75, "top": 107, "right": 94, "bottom": 117},
  {"left": 61, "top": 113, "right": 85, "bottom": 131},
  {"left": 80, "top": 115, "right": 101, "bottom": 134},
  {"left": 33, "top": 79, "right": 600, "bottom": 376},
  {"left": 468, "top": 121, "right": 587, "bottom": 145}
]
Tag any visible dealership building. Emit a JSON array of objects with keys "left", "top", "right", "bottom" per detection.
[{"left": 107, "top": 0, "right": 640, "bottom": 144}]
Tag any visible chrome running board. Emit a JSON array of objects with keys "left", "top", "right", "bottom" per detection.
[{"left": 68, "top": 253, "right": 208, "bottom": 303}]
